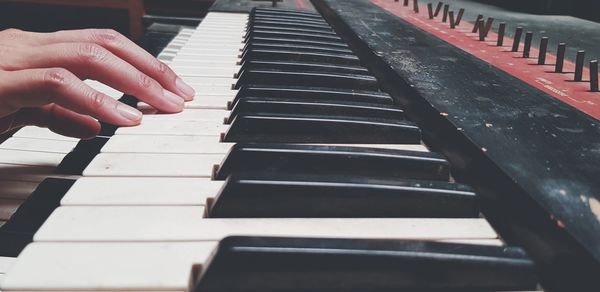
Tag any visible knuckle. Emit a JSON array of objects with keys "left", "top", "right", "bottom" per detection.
[
  {"left": 1, "top": 28, "right": 23, "bottom": 41},
  {"left": 91, "top": 28, "right": 123, "bottom": 46},
  {"left": 42, "top": 68, "right": 71, "bottom": 90},
  {"left": 138, "top": 73, "right": 155, "bottom": 89},
  {"left": 157, "top": 61, "right": 169, "bottom": 74},
  {"left": 89, "top": 90, "right": 109, "bottom": 109},
  {"left": 0, "top": 47, "right": 12, "bottom": 69},
  {"left": 76, "top": 43, "right": 108, "bottom": 63}
]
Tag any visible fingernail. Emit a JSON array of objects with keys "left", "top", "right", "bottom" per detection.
[
  {"left": 176, "top": 77, "right": 195, "bottom": 100},
  {"left": 164, "top": 89, "right": 185, "bottom": 107},
  {"left": 117, "top": 103, "right": 142, "bottom": 122}
]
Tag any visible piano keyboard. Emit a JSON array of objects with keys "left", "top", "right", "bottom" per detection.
[{"left": 0, "top": 7, "right": 541, "bottom": 292}]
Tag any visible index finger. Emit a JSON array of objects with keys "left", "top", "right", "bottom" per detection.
[{"left": 23, "top": 29, "right": 196, "bottom": 100}]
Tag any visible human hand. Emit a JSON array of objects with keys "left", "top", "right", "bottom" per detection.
[{"left": 0, "top": 28, "right": 195, "bottom": 138}]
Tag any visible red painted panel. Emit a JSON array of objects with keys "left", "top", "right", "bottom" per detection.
[{"left": 372, "top": 0, "right": 600, "bottom": 120}]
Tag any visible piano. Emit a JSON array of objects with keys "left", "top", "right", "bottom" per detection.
[{"left": 0, "top": 0, "right": 598, "bottom": 290}]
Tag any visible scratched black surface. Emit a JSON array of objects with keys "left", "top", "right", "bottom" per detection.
[
  {"left": 210, "top": 0, "right": 315, "bottom": 13},
  {"left": 315, "top": 0, "right": 600, "bottom": 263}
]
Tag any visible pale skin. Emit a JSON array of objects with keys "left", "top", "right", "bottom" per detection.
[{"left": 0, "top": 28, "right": 195, "bottom": 139}]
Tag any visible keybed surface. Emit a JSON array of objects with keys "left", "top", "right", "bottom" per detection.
[{"left": 0, "top": 8, "right": 541, "bottom": 292}]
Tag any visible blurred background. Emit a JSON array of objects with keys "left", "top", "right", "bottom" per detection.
[{"left": 0, "top": 0, "right": 216, "bottom": 42}]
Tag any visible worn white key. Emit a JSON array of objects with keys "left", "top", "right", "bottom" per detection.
[
  {"left": 181, "top": 77, "right": 237, "bottom": 86},
  {"left": 169, "top": 59, "right": 241, "bottom": 67},
  {"left": 188, "top": 85, "right": 236, "bottom": 93},
  {"left": 139, "top": 97, "right": 230, "bottom": 109},
  {"left": 170, "top": 57, "right": 240, "bottom": 65},
  {"left": 190, "top": 88, "right": 237, "bottom": 97},
  {"left": 140, "top": 109, "right": 229, "bottom": 122},
  {"left": 1, "top": 242, "right": 217, "bottom": 291},
  {"left": 177, "top": 52, "right": 240, "bottom": 61},
  {"left": 102, "top": 135, "right": 429, "bottom": 154},
  {"left": 35, "top": 206, "right": 497, "bottom": 242},
  {"left": 171, "top": 66, "right": 238, "bottom": 77},
  {"left": 84, "top": 80, "right": 123, "bottom": 99},
  {"left": 61, "top": 177, "right": 223, "bottom": 206},
  {"left": 102, "top": 135, "right": 229, "bottom": 154},
  {"left": 0, "top": 180, "right": 38, "bottom": 200},
  {"left": 0, "top": 256, "right": 16, "bottom": 274},
  {"left": 175, "top": 47, "right": 242, "bottom": 54},
  {"left": 83, "top": 153, "right": 223, "bottom": 177},
  {"left": 12, "top": 126, "right": 78, "bottom": 142},
  {"left": 0, "top": 150, "right": 65, "bottom": 167},
  {"left": 190, "top": 32, "right": 243, "bottom": 37},
  {"left": 0, "top": 137, "right": 77, "bottom": 154},
  {"left": 115, "top": 120, "right": 227, "bottom": 136}
]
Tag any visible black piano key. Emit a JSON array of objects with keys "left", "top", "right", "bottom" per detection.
[
  {"left": 241, "top": 42, "right": 353, "bottom": 55},
  {"left": 245, "top": 25, "right": 337, "bottom": 38},
  {"left": 249, "top": 20, "right": 332, "bottom": 31},
  {"left": 252, "top": 9, "right": 323, "bottom": 20},
  {"left": 1, "top": 178, "right": 74, "bottom": 235},
  {"left": 55, "top": 137, "right": 109, "bottom": 175},
  {"left": 209, "top": 173, "right": 479, "bottom": 218},
  {"left": 223, "top": 114, "right": 421, "bottom": 144},
  {"left": 98, "top": 122, "right": 118, "bottom": 136},
  {"left": 194, "top": 237, "right": 539, "bottom": 292},
  {"left": 215, "top": 144, "right": 448, "bottom": 181},
  {"left": 234, "top": 69, "right": 377, "bottom": 90},
  {"left": 245, "top": 36, "right": 349, "bottom": 49},
  {"left": 253, "top": 8, "right": 322, "bottom": 16},
  {"left": 254, "top": 7, "right": 321, "bottom": 14},
  {"left": 232, "top": 86, "right": 394, "bottom": 107},
  {"left": 239, "top": 47, "right": 359, "bottom": 65},
  {"left": 250, "top": 15, "right": 328, "bottom": 26},
  {"left": 242, "top": 46, "right": 356, "bottom": 61},
  {"left": 237, "top": 60, "right": 369, "bottom": 76},
  {"left": 0, "top": 231, "right": 33, "bottom": 257},
  {"left": 245, "top": 30, "right": 342, "bottom": 43},
  {"left": 228, "top": 96, "right": 404, "bottom": 122}
]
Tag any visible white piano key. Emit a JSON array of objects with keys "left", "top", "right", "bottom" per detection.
[
  {"left": 180, "top": 77, "right": 238, "bottom": 87},
  {"left": 178, "top": 44, "right": 243, "bottom": 51},
  {"left": 12, "top": 126, "right": 78, "bottom": 142},
  {"left": 177, "top": 52, "right": 241, "bottom": 61},
  {"left": 175, "top": 47, "right": 242, "bottom": 54},
  {"left": 157, "top": 54, "right": 175, "bottom": 62},
  {"left": 0, "top": 150, "right": 65, "bottom": 167},
  {"left": 61, "top": 177, "right": 223, "bottom": 206},
  {"left": 188, "top": 85, "right": 237, "bottom": 93},
  {"left": 35, "top": 206, "right": 497, "bottom": 242},
  {"left": 82, "top": 153, "right": 223, "bottom": 177},
  {"left": 1, "top": 242, "right": 217, "bottom": 291},
  {"left": 115, "top": 120, "right": 227, "bottom": 136},
  {"left": 190, "top": 89, "right": 237, "bottom": 97},
  {"left": 0, "top": 137, "right": 77, "bottom": 154},
  {"left": 138, "top": 96, "right": 230, "bottom": 110},
  {"left": 140, "top": 109, "right": 229, "bottom": 122},
  {"left": 171, "top": 66, "right": 238, "bottom": 78},
  {"left": 101, "top": 135, "right": 429, "bottom": 154},
  {"left": 171, "top": 55, "right": 240, "bottom": 64},
  {"left": 0, "top": 257, "right": 16, "bottom": 274},
  {"left": 0, "top": 180, "right": 38, "bottom": 200},
  {"left": 102, "top": 135, "right": 229, "bottom": 154},
  {"left": 169, "top": 61, "right": 241, "bottom": 69},
  {"left": 84, "top": 80, "right": 123, "bottom": 99},
  {"left": 188, "top": 33, "right": 243, "bottom": 38}
]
